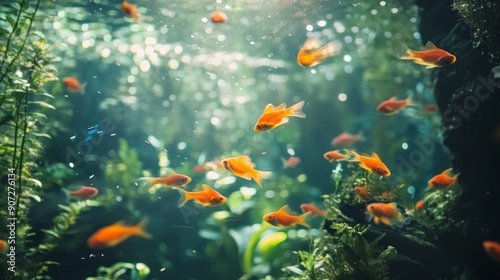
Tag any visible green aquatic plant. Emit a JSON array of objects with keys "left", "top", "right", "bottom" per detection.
[
  {"left": 26, "top": 200, "right": 99, "bottom": 279},
  {"left": 243, "top": 220, "right": 272, "bottom": 275},
  {"left": 86, "top": 262, "right": 150, "bottom": 280},
  {"left": 285, "top": 223, "right": 397, "bottom": 280}
]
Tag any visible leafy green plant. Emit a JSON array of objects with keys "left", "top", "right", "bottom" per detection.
[{"left": 86, "top": 262, "right": 150, "bottom": 280}]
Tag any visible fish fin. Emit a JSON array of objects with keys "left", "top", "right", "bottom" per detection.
[
  {"left": 135, "top": 220, "right": 152, "bottom": 239},
  {"left": 279, "top": 117, "right": 290, "bottom": 126},
  {"left": 302, "top": 38, "right": 321, "bottom": 51},
  {"left": 138, "top": 177, "right": 157, "bottom": 187},
  {"left": 298, "top": 211, "right": 312, "bottom": 228},
  {"left": 365, "top": 212, "right": 374, "bottom": 222},
  {"left": 202, "top": 184, "right": 214, "bottom": 191},
  {"left": 237, "top": 155, "right": 255, "bottom": 167},
  {"left": 371, "top": 152, "right": 381, "bottom": 160},
  {"left": 288, "top": 101, "right": 306, "bottom": 118},
  {"left": 277, "top": 205, "right": 290, "bottom": 214},
  {"left": 425, "top": 64, "right": 439, "bottom": 69},
  {"left": 347, "top": 150, "right": 360, "bottom": 162},
  {"left": 405, "top": 96, "right": 415, "bottom": 107},
  {"left": 173, "top": 187, "right": 190, "bottom": 207},
  {"left": 318, "top": 41, "right": 341, "bottom": 59},
  {"left": 425, "top": 41, "right": 438, "bottom": 49},
  {"left": 281, "top": 157, "right": 287, "bottom": 169},
  {"left": 80, "top": 82, "right": 87, "bottom": 95},
  {"left": 380, "top": 217, "right": 393, "bottom": 227},
  {"left": 399, "top": 54, "right": 415, "bottom": 60},
  {"left": 441, "top": 168, "right": 453, "bottom": 176},
  {"left": 276, "top": 103, "right": 287, "bottom": 110},
  {"left": 254, "top": 170, "right": 272, "bottom": 188},
  {"left": 373, "top": 216, "right": 380, "bottom": 224},
  {"left": 263, "top": 103, "right": 275, "bottom": 113}
]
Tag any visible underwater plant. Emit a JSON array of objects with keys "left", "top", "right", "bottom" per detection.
[{"left": 86, "top": 262, "right": 150, "bottom": 280}]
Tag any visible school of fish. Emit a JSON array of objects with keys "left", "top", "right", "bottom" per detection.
[{"left": 56, "top": 0, "right": 500, "bottom": 268}]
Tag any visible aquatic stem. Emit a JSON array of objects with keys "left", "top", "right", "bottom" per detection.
[{"left": 242, "top": 221, "right": 271, "bottom": 274}]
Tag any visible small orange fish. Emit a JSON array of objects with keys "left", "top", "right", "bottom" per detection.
[
  {"left": 377, "top": 96, "right": 414, "bottom": 115},
  {"left": 221, "top": 155, "right": 272, "bottom": 187},
  {"left": 400, "top": 41, "right": 456, "bottom": 68},
  {"left": 264, "top": 205, "right": 311, "bottom": 228},
  {"left": 323, "top": 150, "right": 349, "bottom": 162},
  {"left": 282, "top": 156, "right": 301, "bottom": 169},
  {"left": 67, "top": 186, "right": 98, "bottom": 200},
  {"left": 138, "top": 174, "right": 191, "bottom": 188},
  {"left": 428, "top": 168, "right": 459, "bottom": 188},
  {"left": 87, "top": 220, "right": 151, "bottom": 249},
  {"left": 192, "top": 164, "right": 208, "bottom": 173},
  {"left": 350, "top": 151, "right": 391, "bottom": 177},
  {"left": 121, "top": 1, "right": 140, "bottom": 23},
  {"left": 354, "top": 186, "right": 371, "bottom": 199},
  {"left": 331, "top": 132, "right": 363, "bottom": 147},
  {"left": 297, "top": 38, "right": 341, "bottom": 67},
  {"left": 63, "top": 77, "right": 85, "bottom": 93},
  {"left": 381, "top": 191, "right": 395, "bottom": 200},
  {"left": 422, "top": 104, "right": 438, "bottom": 113},
  {"left": 210, "top": 10, "right": 227, "bottom": 23},
  {"left": 300, "top": 203, "right": 326, "bottom": 217},
  {"left": 254, "top": 101, "right": 306, "bottom": 132},
  {"left": 366, "top": 202, "right": 406, "bottom": 227},
  {"left": 415, "top": 199, "right": 424, "bottom": 211},
  {"left": 174, "top": 184, "right": 227, "bottom": 207},
  {"left": 484, "top": 241, "right": 500, "bottom": 263},
  {"left": 0, "top": 239, "right": 7, "bottom": 253}
]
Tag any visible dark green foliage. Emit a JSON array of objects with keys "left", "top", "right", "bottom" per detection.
[{"left": 86, "top": 262, "right": 150, "bottom": 280}]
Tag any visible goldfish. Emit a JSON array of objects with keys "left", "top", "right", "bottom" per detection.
[
  {"left": 366, "top": 202, "right": 406, "bottom": 227},
  {"left": 297, "top": 38, "right": 341, "bottom": 67},
  {"left": 63, "top": 77, "right": 85, "bottom": 93},
  {"left": 350, "top": 151, "right": 391, "bottom": 177},
  {"left": 254, "top": 101, "right": 306, "bottom": 132},
  {"left": 66, "top": 186, "right": 98, "bottom": 200},
  {"left": 428, "top": 168, "right": 459, "bottom": 188},
  {"left": 415, "top": 199, "right": 424, "bottom": 211},
  {"left": 399, "top": 41, "right": 456, "bottom": 68},
  {"left": 377, "top": 96, "right": 414, "bottom": 115},
  {"left": 264, "top": 205, "right": 311, "bottom": 228},
  {"left": 87, "top": 220, "right": 151, "bottom": 249},
  {"left": 282, "top": 156, "right": 300, "bottom": 169},
  {"left": 323, "top": 150, "right": 349, "bottom": 162},
  {"left": 121, "top": 1, "right": 140, "bottom": 23},
  {"left": 210, "top": 10, "right": 227, "bottom": 23},
  {"left": 422, "top": 104, "right": 438, "bottom": 113},
  {"left": 354, "top": 186, "right": 371, "bottom": 200},
  {"left": 192, "top": 164, "right": 208, "bottom": 173},
  {"left": 331, "top": 132, "right": 363, "bottom": 147},
  {"left": 174, "top": 184, "right": 227, "bottom": 207},
  {"left": 0, "top": 239, "right": 7, "bottom": 253},
  {"left": 221, "top": 155, "right": 272, "bottom": 187},
  {"left": 138, "top": 173, "right": 191, "bottom": 189},
  {"left": 300, "top": 203, "right": 326, "bottom": 217},
  {"left": 483, "top": 241, "right": 500, "bottom": 263}
]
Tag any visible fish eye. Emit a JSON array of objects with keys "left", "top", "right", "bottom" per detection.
[{"left": 256, "top": 125, "right": 261, "bottom": 129}]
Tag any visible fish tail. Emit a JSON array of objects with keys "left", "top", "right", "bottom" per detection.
[
  {"left": 80, "top": 82, "right": 87, "bottom": 94},
  {"left": 138, "top": 177, "right": 158, "bottom": 188},
  {"left": 173, "top": 187, "right": 190, "bottom": 207},
  {"left": 288, "top": 101, "right": 306, "bottom": 118},
  {"left": 399, "top": 49, "right": 415, "bottom": 60},
  {"left": 346, "top": 150, "right": 360, "bottom": 162},
  {"left": 254, "top": 170, "right": 272, "bottom": 188},
  {"left": 281, "top": 157, "right": 288, "bottom": 169},
  {"left": 319, "top": 41, "right": 341, "bottom": 58},
  {"left": 135, "top": 220, "right": 152, "bottom": 239},
  {"left": 405, "top": 95, "right": 416, "bottom": 107},
  {"left": 298, "top": 211, "right": 312, "bottom": 228}
]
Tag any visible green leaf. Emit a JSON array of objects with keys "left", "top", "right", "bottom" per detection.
[
  {"left": 29, "top": 101, "right": 56, "bottom": 110},
  {"left": 41, "top": 229, "right": 59, "bottom": 238},
  {"left": 31, "top": 132, "right": 52, "bottom": 139},
  {"left": 27, "top": 177, "right": 42, "bottom": 187},
  {"left": 286, "top": 266, "right": 305, "bottom": 276}
]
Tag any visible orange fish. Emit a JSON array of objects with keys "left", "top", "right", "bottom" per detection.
[
  {"left": 121, "top": 1, "right": 140, "bottom": 23},
  {"left": 400, "top": 41, "right": 456, "bottom": 68},
  {"left": 282, "top": 156, "right": 300, "bottom": 169},
  {"left": 0, "top": 239, "right": 7, "bottom": 253},
  {"left": 354, "top": 186, "right": 371, "bottom": 200},
  {"left": 366, "top": 202, "right": 406, "bottom": 227},
  {"left": 254, "top": 101, "right": 306, "bottom": 132},
  {"left": 415, "top": 199, "right": 424, "bottom": 211},
  {"left": 63, "top": 77, "right": 85, "bottom": 93},
  {"left": 221, "top": 155, "right": 272, "bottom": 187},
  {"left": 484, "top": 241, "right": 500, "bottom": 263},
  {"left": 67, "top": 186, "right": 98, "bottom": 200},
  {"left": 422, "top": 104, "right": 438, "bottom": 113},
  {"left": 300, "top": 203, "right": 326, "bottom": 217},
  {"left": 377, "top": 96, "right": 414, "bottom": 115},
  {"left": 174, "top": 184, "right": 227, "bottom": 207},
  {"left": 297, "top": 38, "right": 341, "bottom": 67},
  {"left": 192, "top": 164, "right": 208, "bottom": 173},
  {"left": 87, "top": 220, "right": 151, "bottom": 249},
  {"left": 428, "top": 168, "right": 459, "bottom": 188},
  {"left": 331, "top": 132, "right": 363, "bottom": 147},
  {"left": 323, "top": 150, "right": 349, "bottom": 162},
  {"left": 210, "top": 10, "right": 227, "bottom": 23},
  {"left": 138, "top": 174, "right": 191, "bottom": 189},
  {"left": 264, "top": 205, "right": 311, "bottom": 228},
  {"left": 350, "top": 151, "right": 391, "bottom": 177}
]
